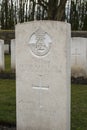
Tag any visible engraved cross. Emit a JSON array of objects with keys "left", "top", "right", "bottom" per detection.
[{"left": 32, "top": 75, "right": 49, "bottom": 108}]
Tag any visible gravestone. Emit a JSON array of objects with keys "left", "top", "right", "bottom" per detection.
[
  {"left": 16, "top": 21, "right": 71, "bottom": 130},
  {"left": 4, "top": 44, "right": 9, "bottom": 54},
  {"left": 71, "top": 37, "right": 87, "bottom": 77},
  {"left": 11, "top": 39, "right": 15, "bottom": 72},
  {"left": 0, "top": 40, "right": 4, "bottom": 71}
]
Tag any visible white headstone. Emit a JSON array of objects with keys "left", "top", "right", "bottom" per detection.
[
  {"left": 11, "top": 39, "right": 15, "bottom": 72},
  {"left": 0, "top": 40, "right": 4, "bottom": 71},
  {"left": 71, "top": 37, "right": 87, "bottom": 77},
  {"left": 4, "top": 44, "right": 9, "bottom": 54},
  {"left": 16, "top": 21, "right": 71, "bottom": 130}
]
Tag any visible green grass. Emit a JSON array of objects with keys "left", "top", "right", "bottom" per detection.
[
  {"left": 0, "top": 79, "right": 16, "bottom": 124},
  {"left": 71, "top": 84, "right": 87, "bottom": 130},
  {"left": 5, "top": 54, "right": 11, "bottom": 73},
  {"left": 0, "top": 80, "right": 87, "bottom": 129}
]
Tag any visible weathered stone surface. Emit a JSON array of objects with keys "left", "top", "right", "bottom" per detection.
[
  {"left": 0, "top": 40, "right": 4, "bottom": 71},
  {"left": 71, "top": 37, "right": 87, "bottom": 78},
  {"left": 16, "top": 21, "right": 71, "bottom": 130},
  {"left": 4, "top": 44, "right": 9, "bottom": 54},
  {"left": 11, "top": 39, "right": 15, "bottom": 72}
]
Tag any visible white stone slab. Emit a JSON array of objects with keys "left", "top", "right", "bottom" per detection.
[
  {"left": 71, "top": 37, "right": 87, "bottom": 77},
  {"left": 11, "top": 39, "right": 15, "bottom": 72},
  {"left": 0, "top": 40, "right": 4, "bottom": 71},
  {"left": 16, "top": 21, "right": 71, "bottom": 130},
  {"left": 4, "top": 44, "right": 9, "bottom": 54}
]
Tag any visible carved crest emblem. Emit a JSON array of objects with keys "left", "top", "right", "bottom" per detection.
[{"left": 29, "top": 28, "right": 52, "bottom": 56}]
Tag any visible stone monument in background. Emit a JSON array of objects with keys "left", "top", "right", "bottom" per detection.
[
  {"left": 71, "top": 37, "right": 87, "bottom": 78},
  {"left": 16, "top": 21, "right": 71, "bottom": 130},
  {"left": 11, "top": 39, "right": 15, "bottom": 72},
  {"left": 0, "top": 40, "right": 4, "bottom": 71}
]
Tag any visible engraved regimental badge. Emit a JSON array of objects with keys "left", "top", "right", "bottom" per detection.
[{"left": 29, "top": 28, "right": 52, "bottom": 56}]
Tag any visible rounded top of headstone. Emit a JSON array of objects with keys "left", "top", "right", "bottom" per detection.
[{"left": 16, "top": 21, "right": 71, "bottom": 28}]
